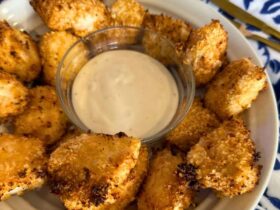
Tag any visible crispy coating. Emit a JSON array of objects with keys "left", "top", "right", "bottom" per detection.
[
  {"left": 14, "top": 86, "right": 68, "bottom": 145},
  {"left": 141, "top": 13, "right": 191, "bottom": 65},
  {"left": 62, "top": 145, "right": 148, "bottom": 210},
  {"left": 187, "top": 118, "right": 261, "bottom": 197},
  {"left": 0, "top": 71, "right": 29, "bottom": 119},
  {"left": 184, "top": 20, "right": 228, "bottom": 86},
  {"left": 111, "top": 0, "right": 145, "bottom": 27},
  {"left": 204, "top": 58, "right": 267, "bottom": 119},
  {"left": 0, "top": 134, "right": 47, "bottom": 201},
  {"left": 0, "top": 21, "right": 41, "bottom": 82},
  {"left": 48, "top": 133, "right": 141, "bottom": 209},
  {"left": 138, "top": 148, "right": 194, "bottom": 210},
  {"left": 47, "top": 126, "right": 83, "bottom": 154},
  {"left": 30, "top": 0, "right": 111, "bottom": 37},
  {"left": 143, "top": 13, "right": 192, "bottom": 48},
  {"left": 166, "top": 98, "right": 220, "bottom": 151},
  {"left": 39, "top": 31, "right": 78, "bottom": 86},
  {"left": 106, "top": 146, "right": 149, "bottom": 210}
]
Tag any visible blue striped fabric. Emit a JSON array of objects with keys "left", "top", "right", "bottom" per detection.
[{"left": 202, "top": 1, "right": 280, "bottom": 209}]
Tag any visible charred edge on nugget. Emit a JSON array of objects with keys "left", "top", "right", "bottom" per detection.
[
  {"left": 176, "top": 163, "right": 199, "bottom": 190},
  {"left": 115, "top": 132, "right": 128, "bottom": 138},
  {"left": 90, "top": 183, "right": 109, "bottom": 206},
  {"left": 253, "top": 151, "right": 261, "bottom": 163},
  {"left": 48, "top": 174, "right": 69, "bottom": 195},
  {"left": 32, "top": 168, "right": 47, "bottom": 179},
  {"left": 18, "top": 168, "right": 27, "bottom": 178},
  {"left": 83, "top": 167, "right": 91, "bottom": 181}
]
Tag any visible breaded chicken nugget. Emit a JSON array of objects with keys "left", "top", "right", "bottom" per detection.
[
  {"left": 14, "top": 86, "right": 68, "bottom": 145},
  {"left": 143, "top": 13, "right": 192, "bottom": 47},
  {"left": 0, "top": 71, "right": 29, "bottom": 119},
  {"left": 187, "top": 118, "right": 261, "bottom": 197},
  {"left": 0, "top": 134, "right": 47, "bottom": 201},
  {"left": 30, "top": 0, "right": 111, "bottom": 37},
  {"left": 204, "top": 58, "right": 267, "bottom": 119},
  {"left": 138, "top": 148, "right": 194, "bottom": 210},
  {"left": 62, "top": 145, "right": 148, "bottom": 210},
  {"left": 40, "top": 31, "right": 78, "bottom": 86},
  {"left": 184, "top": 20, "right": 228, "bottom": 86},
  {"left": 0, "top": 21, "right": 41, "bottom": 82},
  {"left": 111, "top": 0, "right": 145, "bottom": 27},
  {"left": 166, "top": 98, "right": 220, "bottom": 151},
  {"left": 106, "top": 146, "right": 148, "bottom": 210},
  {"left": 48, "top": 133, "right": 141, "bottom": 209}
]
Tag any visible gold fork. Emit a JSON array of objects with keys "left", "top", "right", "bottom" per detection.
[{"left": 231, "top": 20, "right": 280, "bottom": 52}]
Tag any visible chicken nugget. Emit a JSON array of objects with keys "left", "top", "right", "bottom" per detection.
[
  {"left": 111, "top": 0, "right": 145, "bottom": 27},
  {"left": 0, "top": 71, "right": 29, "bottom": 119},
  {"left": 138, "top": 148, "right": 194, "bottom": 210},
  {"left": 187, "top": 118, "right": 262, "bottom": 197},
  {"left": 40, "top": 31, "right": 78, "bottom": 86},
  {"left": 166, "top": 98, "right": 220, "bottom": 151},
  {"left": 30, "top": 0, "right": 111, "bottom": 37},
  {"left": 184, "top": 20, "right": 228, "bottom": 86},
  {"left": 204, "top": 58, "right": 267, "bottom": 119},
  {"left": 143, "top": 13, "right": 192, "bottom": 47},
  {"left": 63, "top": 145, "right": 148, "bottom": 210},
  {"left": 0, "top": 134, "right": 47, "bottom": 201},
  {"left": 48, "top": 133, "right": 141, "bottom": 209},
  {"left": 0, "top": 21, "right": 41, "bottom": 82},
  {"left": 14, "top": 86, "right": 68, "bottom": 145},
  {"left": 107, "top": 146, "right": 149, "bottom": 210}
]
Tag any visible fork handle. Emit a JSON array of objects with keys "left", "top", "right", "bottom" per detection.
[{"left": 249, "top": 34, "right": 280, "bottom": 52}]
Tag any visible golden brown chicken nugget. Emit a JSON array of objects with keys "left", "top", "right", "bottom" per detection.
[
  {"left": 31, "top": 0, "right": 111, "bottom": 37},
  {"left": 143, "top": 13, "right": 192, "bottom": 47},
  {"left": 0, "top": 134, "right": 47, "bottom": 201},
  {"left": 40, "top": 31, "right": 78, "bottom": 86},
  {"left": 184, "top": 20, "right": 228, "bottom": 86},
  {"left": 0, "top": 71, "right": 29, "bottom": 119},
  {"left": 62, "top": 145, "right": 148, "bottom": 210},
  {"left": 14, "top": 86, "right": 68, "bottom": 145},
  {"left": 111, "top": 0, "right": 145, "bottom": 27},
  {"left": 187, "top": 118, "right": 261, "bottom": 197},
  {"left": 138, "top": 148, "right": 194, "bottom": 210},
  {"left": 204, "top": 58, "right": 267, "bottom": 119},
  {"left": 48, "top": 133, "right": 141, "bottom": 209},
  {"left": 0, "top": 21, "right": 41, "bottom": 82},
  {"left": 107, "top": 146, "right": 149, "bottom": 210},
  {"left": 166, "top": 98, "right": 220, "bottom": 151}
]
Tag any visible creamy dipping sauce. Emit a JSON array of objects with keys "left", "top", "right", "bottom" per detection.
[{"left": 72, "top": 50, "right": 179, "bottom": 138}]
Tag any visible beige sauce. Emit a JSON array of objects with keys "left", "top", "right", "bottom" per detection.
[{"left": 72, "top": 50, "right": 179, "bottom": 138}]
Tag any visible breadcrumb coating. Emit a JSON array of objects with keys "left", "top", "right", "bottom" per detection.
[
  {"left": 166, "top": 98, "right": 220, "bottom": 151},
  {"left": 204, "top": 58, "right": 267, "bottom": 119},
  {"left": 111, "top": 0, "right": 145, "bottom": 27},
  {"left": 39, "top": 31, "right": 78, "bottom": 86},
  {"left": 106, "top": 146, "right": 149, "bottom": 210},
  {"left": 143, "top": 13, "right": 192, "bottom": 48},
  {"left": 62, "top": 145, "right": 148, "bottom": 210},
  {"left": 48, "top": 133, "right": 141, "bottom": 209},
  {"left": 187, "top": 118, "right": 261, "bottom": 197},
  {"left": 0, "top": 71, "right": 29, "bottom": 119},
  {"left": 14, "top": 86, "right": 68, "bottom": 145},
  {"left": 183, "top": 20, "right": 228, "bottom": 86},
  {"left": 138, "top": 148, "right": 194, "bottom": 210},
  {"left": 0, "top": 21, "right": 41, "bottom": 82},
  {"left": 0, "top": 134, "right": 47, "bottom": 201},
  {"left": 30, "top": 0, "right": 111, "bottom": 37}
]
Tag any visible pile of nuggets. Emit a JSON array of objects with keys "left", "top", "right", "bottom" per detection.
[{"left": 0, "top": 0, "right": 267, "bottom": 209}]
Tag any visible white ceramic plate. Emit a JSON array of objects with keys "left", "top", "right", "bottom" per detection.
[{"left": 0, "top": 0, "right": 278, "bottom": 210}]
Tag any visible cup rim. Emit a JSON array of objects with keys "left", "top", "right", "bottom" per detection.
[{"left": 56, "top": 25, "right": 195, "bottom": 144}]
